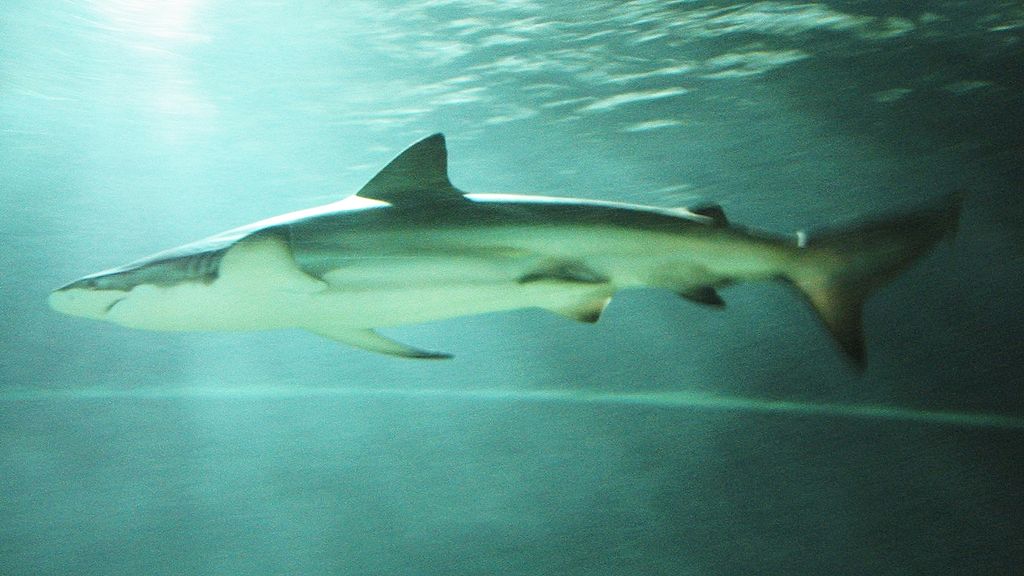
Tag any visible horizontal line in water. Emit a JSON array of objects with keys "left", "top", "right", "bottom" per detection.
[{"left": 2, "top": 386, "right": 1022, "bottom": 431}]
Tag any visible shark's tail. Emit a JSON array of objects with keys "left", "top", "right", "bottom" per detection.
[{"left": 787, "top": 192, "right": 963, "bottom": 369}]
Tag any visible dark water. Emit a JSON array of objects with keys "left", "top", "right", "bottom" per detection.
[{"left": 2, "top": 1, "right": 1022, "bottom": 574}]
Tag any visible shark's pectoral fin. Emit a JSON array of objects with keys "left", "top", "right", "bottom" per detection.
[
  {"left": 678, "top": 286, "right": 726, "bottom": 308},
  {"left": 518, "top": 260, "right": 608, "bottom": 285},
  {"left": 545, "top": 296, "right": 612, "bottom": 323},
  {"left": 224, "top": 231, "right": 328, "bottom": 294},
  {"left": 306, "top": 325, "right": 452, "bottom": 359}
]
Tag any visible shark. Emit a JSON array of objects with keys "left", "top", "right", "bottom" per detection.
[{"left": 49, "top": 133, "right": 961, "bottom": 367}]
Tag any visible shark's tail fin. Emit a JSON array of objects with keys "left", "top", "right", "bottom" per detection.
[{"left": 787, "top": 192, "right": 963, "bottom": 370}]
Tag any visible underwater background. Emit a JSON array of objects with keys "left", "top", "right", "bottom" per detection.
[{"left": 2, "top": 1, "right": 1022, "bottom": 574}]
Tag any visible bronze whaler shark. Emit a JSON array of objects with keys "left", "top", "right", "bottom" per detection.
[{"left": 49, "top": 134, "right": 961, "bottom": 367}]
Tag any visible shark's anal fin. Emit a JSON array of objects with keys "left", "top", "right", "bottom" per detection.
[
  {"left": 306, "top": 326, "right": 452, "bottom": 359},
  {"left": 546, "top": 297, "right": 612, "bottom": 323},
  {"left": 678, "top": 286, "right": 726, "bottom": 308},
  {"left": 518, "top": 261, "right": 608, "bottom": 285},
  {"left": 355, "top": 133, "right": 465, "bottom": 204}
]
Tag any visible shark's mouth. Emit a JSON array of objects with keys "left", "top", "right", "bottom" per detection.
[
  {"left": 48, "top": 286, "right": 131, "bottom": 320},
  {"left": 103, "top": 296, "right": 128, "bottom": 315}
]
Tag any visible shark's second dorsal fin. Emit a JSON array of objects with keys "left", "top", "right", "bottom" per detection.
[
  {"left": 690, "top": 203, "right": 728, "bottom": 226},
  {"left": 355, "top": 133, "right": 465, "bottom": 204}
]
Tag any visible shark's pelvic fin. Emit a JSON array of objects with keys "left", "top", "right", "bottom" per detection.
[
  {"left": 679, "top": 286, "right": 726, "bottom": 308},
  {"left": 355, "top": 133, "right": 465, "bottom": 204},
  {"left": 546, "top": 296, "right": 613, "bottom": 323},
  {"left": 306, "top": 325, "right": 452, "bottom": 359}
]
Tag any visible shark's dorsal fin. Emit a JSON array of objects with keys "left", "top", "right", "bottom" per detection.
[
  {"left": 355, "top": 133, "right": 465, "bottom": 204},
  {"left": 690, "top": 203, "right": 728, "bottom": 226}
]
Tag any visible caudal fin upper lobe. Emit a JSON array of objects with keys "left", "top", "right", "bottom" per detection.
[{"left": 788, "top": 192, "right": 963, "bottom": 369}]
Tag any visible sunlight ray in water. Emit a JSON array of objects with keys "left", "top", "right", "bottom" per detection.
[{"left": 3, "top": 386, "right": 1021, "bottom": 430}]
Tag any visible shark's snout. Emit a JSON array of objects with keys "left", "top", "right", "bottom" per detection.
[{"left": 48, "top": 283, "right": 128, "bottom": 320}]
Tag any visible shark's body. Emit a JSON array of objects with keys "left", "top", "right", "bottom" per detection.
[{"left": 50, "top": 134, "right": 960, "bottom": 366}]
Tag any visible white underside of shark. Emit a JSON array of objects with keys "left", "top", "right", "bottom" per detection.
[{"left": 50, "top": 134, "right": 960, "bottom": 366}]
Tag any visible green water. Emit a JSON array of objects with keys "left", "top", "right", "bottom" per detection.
[
  {"left": 2, "top": 1, "right": 1022, "bottom": 575},
  {"left": 5, "top": 386, "right": 1024, "bottom": 431}
]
